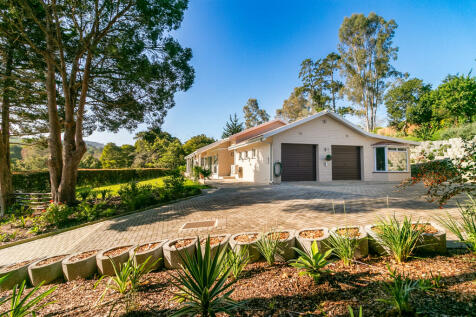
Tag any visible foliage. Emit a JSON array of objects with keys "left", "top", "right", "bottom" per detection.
[
  {"left": 4, "top": 280, "right": 56, "bottom": 317},
  {"left": 255, "top": 232, "right": 284, "bottom": 265},
  {"left": 222, "top": 113, "right": 244, "bottom": 138},
  {"left": 347, "top": 305, "right": 363, "bottom": 317},
  {"left": 440, "top": 122, "right": 476, "bottom": 140},
  {"left": 401, "top": 139, "right": 475, "bottom": 205},
  {"left": 163, "top": 170, "right": 186, "bottom": 198},
  {"left": 192, "top": 166, "right": 212, "bottom": 180},
  {"left": 378, "top": 265, "right": 430, "bottom": 315},
  {"left": 435, "top": 194, "right": 476, "bottom": 253},
  {"left": 100, "top": 143, "right": 135, "bottom": 169},
  {"left": 118, "top": 182, "right": 159, "bottom": 211},
  {"left": 13, "top": 168, "right": 171, "bottom": 192},
  {"left": 95, "top": 255, "right": 157, "bottom": 313},
  {"left": 170, "top": 237, "right": 238, "bottom": 317},
  {"left": 243, "top": 98, "right": 270, "bottom": 128},
  {"left": 374, "top": 216, "right": 422, "bottom": 263},
  {"left": 79, "top": 154, "right": 102, "bottom": 169},
  {"left": 276, "top": 87, "right": 313, "bottom": 122},
  {"left": 338, "top": 12, "right": 399, "bottom": 132},
  {"left": 325, "top": 231, "right": 360, "bottom": 266},
  {"left": 407, "top": 89, "right": 442, "bottom": 140},
  {"left": 0, "top": 274, "right": 10, "bottom": 306},
  {"left": 183, "top": 135, "right": 216, "bottom": 156},
  {"left": 290, "top": 241, "right": 332, "bottom": 283},
  {"left": 42, "top": 203, "right": 74, "bottom": 227},
  {"left": 225, "top": 246, "right": 250, "bottom": 280},
  {"left": 384, "top": 77, "right": 431, "bottom": 134}
]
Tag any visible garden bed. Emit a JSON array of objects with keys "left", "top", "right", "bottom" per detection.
[
  {"left": 230, "top": 232, "right": 261, "bottom": 263},
  {"left": 1, "top": 251, "right": 473, "bottom": 316}
]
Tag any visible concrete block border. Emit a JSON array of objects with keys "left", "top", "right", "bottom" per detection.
[
  {"left": 266, "top": 230, "right": 296, "bottom": 261},
  {"left": 229, "top": 232, "right": 261, "bottom": 263},
  {"left": 296, "top": 227, "right": 330, "bottom": 255},
  {"left": 415, "top": 222, "right": 447, "bottom": 255},
  {"left": 0, "top": 259, "right": 36, "bottom": 291},
  {"left": 62, "top": 250, "right": 99, "bottom": 281},
  {"left": 198, "top": 234, "right": 230, "bottom": 259},
  {"left": 364, "top": 224, "right": 387, "bottom": 256},
  {"left": 28, "top": 255, "right": 68, "bottom": 286},
  {"left": 163, "top": 237, "right": 198, "bottom": 269},
  {"left": 130, "top": 240, "right": 167, "bottom": 271},
  {"left": 329, "top": 226, "right": 368, "bottom": 259},
  {"left": 96, "top": 245, "right": 134, "bottom": 276}
]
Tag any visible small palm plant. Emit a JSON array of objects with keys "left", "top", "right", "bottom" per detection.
[
  {"left": 374, "top": 216, "right": 423, "bottom": 263},
  {"left": 5, "top": 280, "right": 57, "bottom": 317},
  {"left": 225, "top": 246, "right": 250, "bottom": 280},
  {"left": 289, "top": 241, "right": 332, "bottom": 283},
  {"left": 435, "top": 194, "right": 476, "bottom": 253},
  {"left": 325, "top": 231, "right": 359, "bottom": 266},
  {"left": 255, "top": 232, "right": 284, "bottom": 265},
  {"left": 378, "top": 264, "right": 427, "bottom": 315},
  {"left": 170, "top": 236, "right": 238, "bottom": 317}
]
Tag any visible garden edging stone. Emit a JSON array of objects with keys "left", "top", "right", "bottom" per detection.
[
  {"left": 229, "top": 232, "right": 261, "bottom": 263},
  {"left": 266, "top": 230, "right": 296, "bottom": 261},
  {"left": 28, "top": 255, "right": 68, "bottom": 286},
  {"left": 130, "top": 240, "right": 167, "bottom": 271},
  {"left": 296, "top": 227, "right": 330, "bottom": 255},
  {"left": 0, "top": 260, "right": 35, "bottom": 291},
  {"left": 62, "top": 250, "right": 99, "bottom": 281},
  {"left": 415, "top": 222, "right": 447, "bottom": 254},
  {"left": 96, "top": 245, "right": 134, "bottom": 276},
  {"left": 163, "top": 237, "right": 198, "bottom": 269},
  {"left": 330, "top": 226, "right": 368, "bottom": 259}
]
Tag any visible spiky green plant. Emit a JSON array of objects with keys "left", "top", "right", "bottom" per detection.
[
  {"left": 255, "top": 232, "right": 284, "bottom": 265},
  {"left": 290, "top": 241, "right": 332, "bottom": 283},
  {"left": 325, "top": 231, "right": 359, "bottom": 266},
  {"left": 225, "top": 246, "right": 250, "bottom": 280},
  {"left": 374, "top": 216, "right": 423, "bottom": 263},
  {"left": 0, "top": 274, "right": 11, "bottom": 307},
  {"left": 348, "top": 305, "right": 363, "bottom": 317},
  {"left": 435, "top": 194, "right": 476, "bottom": 253},
  {"left": 170, "top": 236, "right": 238, "bottom": 317},
  {"left": 378, "top": 264, "right": 423, "bottom": 315},
  {"left": 5, "top": 280, "right": 56, "bottom": 317}
]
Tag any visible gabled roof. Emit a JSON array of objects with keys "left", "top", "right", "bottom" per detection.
[
  {"left": 260, "top": 110, "right": 420, "bottom": 145},
  {"left": 184, "top": 138, "right": 229, "bottom": 159}
]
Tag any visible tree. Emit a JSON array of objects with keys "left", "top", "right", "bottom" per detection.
[
  {"left": 2, "top": 0, "right": 194, "bottom": 204},
  {"left": 433, "top": 74, "right": 476, "bottom": 125},
  {"left": 100, "top": 143, "right": 134, "bottom": 168},
  {"left": 222, "top": 113, "right": 244, "bottom": 138},
  {"left": 338, "top": 13, "right": 399, "bottom": 131},
  {"left": 384, "top": 77, "right": 431, "bottom": 134},
  {"left": 133, "top": 128, "right": 184, "bottom": 168},
  {"left": 183, "top": 134, "right": 215, "bottom": 155},
  {"left": 276, "top": 87, "right": 312, "bottom": 122},
  {"left": 79, "top": 153, "right": 101, "bottom": 169},
  {"left": 242, "top": 98, "right": 270, "bottom": 128},
  {"left": 299, "top": 52, "right": 348, "bottom": 114},
  {"left": 407, "top": 90, "right": 442, "bottom": 140}
]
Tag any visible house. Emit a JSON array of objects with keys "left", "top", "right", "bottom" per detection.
[{"left": 185, "top": 110, "right": 419, "bottom": 183}]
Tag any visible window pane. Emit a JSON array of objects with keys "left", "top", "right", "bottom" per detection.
[
  {"left": 387, "top": 150, "right": 407, "bottom": 171},
  {"left": 376, "top": 147, "right": 386, "bottom": 171}
]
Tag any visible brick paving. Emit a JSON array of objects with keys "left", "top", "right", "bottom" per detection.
[{"left": 0, "top": 181, "right": 462, "bottom": 267}]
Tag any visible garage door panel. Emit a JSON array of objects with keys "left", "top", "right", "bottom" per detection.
[
  {"left": 281, "top": 144, "right": 316, "bottom": 181},
  {"left": 332, "top": 145, "right": 361, "bottom": 180}
]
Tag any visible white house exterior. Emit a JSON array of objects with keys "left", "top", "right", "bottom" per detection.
[{"left": 185, "top": 110, "right": 419, "bottom": 184}]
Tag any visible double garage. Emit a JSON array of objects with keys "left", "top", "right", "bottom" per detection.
[{"left": 281, "top": 143, "right": 361, "bottom": 181}]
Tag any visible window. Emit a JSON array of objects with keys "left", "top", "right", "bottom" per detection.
[
  {"left": 239, "top": 152, "right": 242, "bottom": 160},
  {"left": 252, "top": 149, "right": 256, "bottom": 158},
  {"left": 374, "top": 147, "right": 408, "bottom": 172},
  {"left": 244, "top": 151, "right": 248, "bottom": 159}
]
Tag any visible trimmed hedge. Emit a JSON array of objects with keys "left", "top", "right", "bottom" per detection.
[{"left": 13, "top": 168, "right": 171, "bottom": 192}]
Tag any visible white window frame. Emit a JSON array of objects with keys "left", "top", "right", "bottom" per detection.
[
  {"left": 252, "top": 148, "right": 256, "bottom": 159},
  {"left": 373, "top": 146, "right": 409, "bottom": 173}
]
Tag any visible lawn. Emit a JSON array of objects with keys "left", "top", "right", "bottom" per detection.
[{"left": 85, "top": 177, "right": 204, "bottom": 195}]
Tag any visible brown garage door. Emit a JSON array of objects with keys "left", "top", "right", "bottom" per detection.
[
  {"left": 331, "top": 145, "right": 361, "bottom": 180},
  {"left": 281, "top": 144, "right": 316, "bottom": 181}
]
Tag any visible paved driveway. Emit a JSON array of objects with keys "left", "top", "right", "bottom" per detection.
[{"left": 0, "top": 181, "right": 461, "bottom": 267}]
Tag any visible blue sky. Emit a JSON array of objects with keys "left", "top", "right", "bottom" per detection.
[{"left": 87, "top": 0, "right": 476, "bottom": 145}]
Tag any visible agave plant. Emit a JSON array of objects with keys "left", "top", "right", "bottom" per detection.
[
  {"left": 170, "top": 236, "right": 238, "bottom": 317},
  {"left": 289, "top": 241, "right": 332, "bottom": 283},
  {"left": 348, "top": 305, "right": 363, "bottom": 317},
  {"left": 255, "top": 232, "right": 284, "bottom": 265},
  {"left": 5, "top": 280, "right": 57, "bottom": 317},
  {"left": 0, "top": 274, "right": 11, "bottom": 307},
  {"left": 375, "top": 216, "right": 423, "bottom": 263},
  {"left": 435, "top": 194, "right": 476, "bottom": 253},
  {"left": 225, "top": 245, "right": 250, "bottom": 280},
  {"left": 325, "top": 231, "right": 359, "bottom": 266}
]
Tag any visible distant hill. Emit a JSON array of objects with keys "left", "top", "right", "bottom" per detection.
[{"left": 85, "top": 141, "right": 104, "bottom": 149}]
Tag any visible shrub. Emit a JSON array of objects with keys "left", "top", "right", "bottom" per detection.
[
  {"left": 374, "top": 216, "right": 422, "bottom": 263},
  {"left": 325, "top": 231, "right": 359, "bottom": 266},
  {"left": 192, "top": 166, "right": 212, "bottom": 180},
  {"left": 76, "top": 202, "right": 107, "bottom": 221},
  {"left": 42, "top": 203, "right": 74, "bottom": 226},
  {"left": 290, "top": 241, "right": 332, "bottom": 283},
  {"left": 225, "top": 246, "right": 250, "bottom": 280},
  {"left": 118, "top": 182, "right": 158, "bottom": 211},
  {"left": 255, "top": 232, "right": 284, "bottom": 266},
  {"left": 440, "top": 122, "right": 476, "bottom": 140},
  {"left": 13, "top": 168, "right": 171, "bottom": 192},
  {"left": 170, "top": 237, "right": 238, "bottom": 317},
  {"left": 436, "top": 194, "right": 476, "bottom": 253},
  {"left": 163, "top": 170, "right": 185, "bottom": 198}
]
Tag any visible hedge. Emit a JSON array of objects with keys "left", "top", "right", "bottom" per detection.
[
  {"left": 13, "top": 168, "right": 172, "bottom": 192},
  {"left": 411, "top": 159, "right": 454, "bottom": 177}
]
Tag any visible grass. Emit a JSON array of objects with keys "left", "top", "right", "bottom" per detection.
[{"left": 81, "top": 177, "right": 205, "bottom": 196}]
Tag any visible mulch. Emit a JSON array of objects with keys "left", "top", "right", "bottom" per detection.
[
  {"left": 103, "top": 246, "right": 131, "bottom": 257},
  {"left": 36, "top": 255, "right": 67, "bottom": 266},
  {"left": 68, "top": 250, "right": 98, "bottom": 262},
  {"left": 0, "top": 251, "right": 474, "bottom": 316}
]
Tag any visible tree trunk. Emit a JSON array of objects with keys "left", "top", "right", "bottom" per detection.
[{"left": 0, "top": 45, "right": 14, "bottom": 216}]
